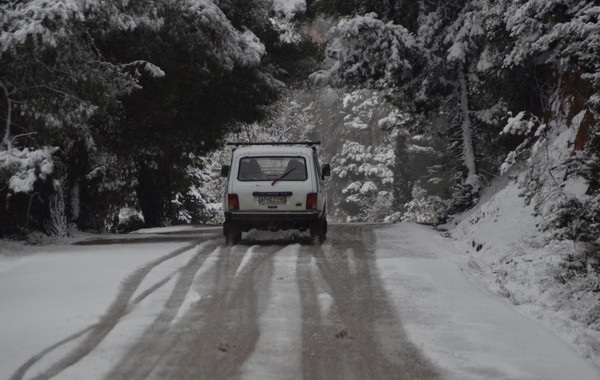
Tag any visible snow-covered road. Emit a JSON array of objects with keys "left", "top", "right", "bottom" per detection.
[{"left": 0, "top": 224, "right": 598, "bottom": 379}]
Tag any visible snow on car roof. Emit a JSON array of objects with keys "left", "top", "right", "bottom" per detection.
[{"left": 232, "top": 145, "right": 316, "bottom": 156}]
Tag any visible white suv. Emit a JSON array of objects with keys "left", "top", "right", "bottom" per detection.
[{"left": 221, "top": 142, "right": 330, "bottom": 244}]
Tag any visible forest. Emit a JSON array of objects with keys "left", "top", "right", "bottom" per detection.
[{"left": 1, "top": 0, "right": 599, "bottom": 261}]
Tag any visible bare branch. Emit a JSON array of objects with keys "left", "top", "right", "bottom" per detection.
[
  {"left": 11, "top": 132, "right": 38, "bottom": 144},
  {"left": 37, "top": 85, "right": 85, "bottom": 103}
]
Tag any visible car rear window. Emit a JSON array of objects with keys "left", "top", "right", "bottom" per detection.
[{"left": 237, "top": 156, "right": 307, "bottom": 181}]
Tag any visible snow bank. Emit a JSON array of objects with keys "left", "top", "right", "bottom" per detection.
[
  {"left": 446, "top": 176, "right": 600, "bottom": 368},
  {"left": 375, "top": 223, "right": 600, "bottom": 379}
]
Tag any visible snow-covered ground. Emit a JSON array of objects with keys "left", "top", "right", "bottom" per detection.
[
  {"left": 376, "top": 223, "right": 600, "bottom": 379},
  {"left": 1, "top": 223, "right": 599, "bottom": 379},
  {"left": 0, "top": 240, "right": 194, "bottom": 380},
  {"left": 445, "top": 172, "right": 600, "bottom": 368},
  {"left": 130, "top": 226, "right": 219, "bottom": 234}
]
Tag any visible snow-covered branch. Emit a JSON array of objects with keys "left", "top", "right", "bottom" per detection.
[
  {"left": 310, "top": 13, "right": 425, "bottom": 88},
  {"left": 499, "top": 111, "right": 547, "bottom": 175}
]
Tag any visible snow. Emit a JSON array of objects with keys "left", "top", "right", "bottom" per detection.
[
  {"left": 171, "top": 246, "right": 221, "bottom": 325},
  {"left": 375, "top": 223, "right": 600, "bottom": 379},
  {"left": 131, "top": 225, "right": 211, "bottom": 234},
  {"left": 234, "top": 245, "right": 256, "bottom": 277},
  {"left": 269, "top": 17, "right": 302, "bottom": 44},
  {"left": 446, "top": 173, "right": 600, "bottom": 368},
  {"left": 1, "top": 223, "right": 599, "bottom": 379},
  {"left": 128, "top": 60, "right": 165, "bottom": 78},
  {"left": 171, "top": 287, "right": 202, "bottom": 326},
  {"left": 317, "top": 291, "right": 333, "bottom": 319},
  {"left": 1, "top": 0, "right": 164, "bottom": 53},
  {"left": 0, "top": 146, "right": 57, "bottom": 194},
  {"left": 130, "top": 244, "right": 205, "bottom": 301},
  {"left": 57, "top": 274, "right": 179, "bottom": 380},
  {"left": 239, "top": 244, "right": 302, "bottom": 379},
  {"left": 476, "top": 46, "right": 495, "bottom": 72},
  {"left": 239, "top": 30, "right": 266, "bottom": 67},
  {"left": 272, "top": 0, "right": 306, "bottom": 20},
  {"left": 201, "top": 1, "right": 266, "bottom": 69},
  {"left": 359, "top": 181, "right": 377, "bottom": 194},
  {"left": 310, "top": 13, "right": 419, "bottom": 87},
  {"left": 0, "top": 240, "right": 190, "bottom": 380}
]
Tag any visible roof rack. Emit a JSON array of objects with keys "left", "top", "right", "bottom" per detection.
[{"left": 226, "top": 141, "right": 320, "bottom": 147}]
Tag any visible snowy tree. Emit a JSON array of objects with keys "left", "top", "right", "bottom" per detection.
[
  {"left": 104, "top": 0, "right": 325, "bottom": 227},
  {"left": 0, "top": 0, "right": 296, "bottom": 234},
  {"left": 307, "top": 0, "right": 595, "bottom": 217},
  {"left": 171, "top": 152, "right": 226, "bottom": 225},
  {"left": 324, "top": 89, "right": 398, "bottom": 221},
  {"left": 0, "top": 0, "right": 166, "bottom": 235},
  {"left": 310, "top": 12, "right": 426, "bottom": 90},
  {"left": 308, "top": 7, "right": 497, "bottom": 212},
  {"left": 501, "top": 0, "right": 600, "bottom": 197},
  {"left": 303, "top": 0, "right": 600, "bottom": 334},
  {"left": 332, "top": 141, "right": 394, "bottom": 222},
  {"left": 485, "top": 0, "right": 600, "bottom": 278},
  {"left": 155, "top": 3, "right": 320, "bottom": 227},
  {"left": 392, "top": 131, "right": 412, "bottom": 213}
]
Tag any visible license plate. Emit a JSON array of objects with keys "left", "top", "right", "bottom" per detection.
[{"left": 259, "top": 195, "right": 286, "bottom": 205}]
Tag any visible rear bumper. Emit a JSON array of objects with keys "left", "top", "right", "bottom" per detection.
[
  {"left": 225, "top": 211, "right": 321, "bottom": 221},
  {"left": 224, "top": 211, "right": 321, "bottom": 232}
]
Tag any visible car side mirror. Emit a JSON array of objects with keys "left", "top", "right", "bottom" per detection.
[
  {"left": 220, "top": 165, "right": 230, "bottom": 178},
  {"left": 321, "top": 164, "right": 331, "bottom": 178}
]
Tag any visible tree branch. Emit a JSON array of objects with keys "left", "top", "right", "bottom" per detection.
[{"left": 11, "top": 132, "right": 38, "bottom": 144}]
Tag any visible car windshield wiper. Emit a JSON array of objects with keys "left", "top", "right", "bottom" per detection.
[{"left": 271, "top": 167, "right": 296, "bottom": 186}]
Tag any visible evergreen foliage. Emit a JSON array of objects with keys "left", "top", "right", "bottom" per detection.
[
  {"left": 0, "top": 0, "right": 307, "bottom": 234},
  {"left": 545, "top": 197, "right": 600, "bottom": 274},
  {"left": 307, "top": 0, "right": 600, "bottom": 224},
  {"left": 0, "top": 0, "right": 157, "bottom": 235},
  {"left": 98, "top": 0, "right": 284, "bottom": 226},
  {"left": 1, "top": 0, "right": 599, "bottom": 238}
]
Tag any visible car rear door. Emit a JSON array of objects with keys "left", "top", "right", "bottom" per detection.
[{"left": 233, "top": 154, "right": 316, "bottom": 212}]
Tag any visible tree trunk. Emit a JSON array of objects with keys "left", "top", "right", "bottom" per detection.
[
  {"left": 136, "top": 158, "right": 172, "bottom": 228},
  {"left": 458, "top": 63, "right": 480, "bottom": 192},
  {"left": 44, "top": 181, "right": 68, "bottom": 237},
  {"left": 393, "top": 131, "right": 412, "bottom": 212},
  {"left": 1, "top": 81, "right": 12, "bottom": 150}
]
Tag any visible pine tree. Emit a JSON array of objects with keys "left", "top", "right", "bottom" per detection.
[
  {"left": 0, "top": 0, "right": 289, "bottom": 233},
  {"left": 0, "top": 0, "right": 163, "bottom": 235}
]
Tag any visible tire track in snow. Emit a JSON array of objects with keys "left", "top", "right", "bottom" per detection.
[
  {"left": 12, "top": 225, "right": 441, "bottom": 380},
  {"left": 297, "top": 246, "right": 348, "bottom": 379},
  {"left": 103, "top": 243, "right": 223, "bottom": 380},
  {"left": 119, "top": 244, "right": 281, "bottom": 380},
  {"left": 10, "top": 239, "right": 210, "bottom": 380},
  {"left": 306, "top": 224, "right": 441, "bottom": 380},
  {"left": 239, "top": 243, "right": 305, "bottom": 380}
]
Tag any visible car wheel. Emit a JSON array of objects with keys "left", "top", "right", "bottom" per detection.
[
  {"left": 319, "top": 218, "right": 327, "bottom": 243},
  {"left": 310, "top": 218, "right": 327, "bottom": 244},
  {"left": 224, "top": 221, "right": 241, "bottom": 245}
]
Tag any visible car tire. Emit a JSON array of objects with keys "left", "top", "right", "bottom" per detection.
[
  {"left": 224, "top": 221, "right": 242, "bottom": 245},
  {"left": 310, "top": 218, "right": 327, "bottom": 244},
  {"left": 319, "top": 218, "right": 327, "bottom": 243}
]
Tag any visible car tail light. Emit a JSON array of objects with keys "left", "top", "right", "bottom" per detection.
[
  {"left": 306, "top": 193, "right": 318, "bottom": 210},
  {"left": 228, "top": 194, "right": 239, "bottom": 210}
]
